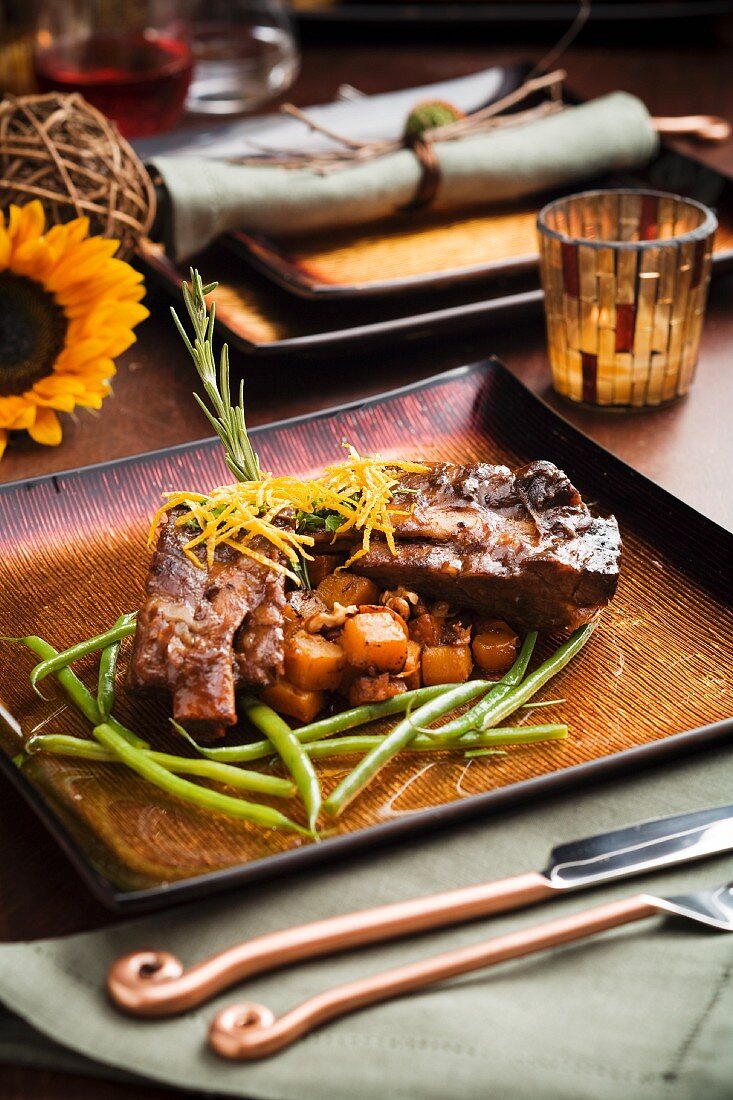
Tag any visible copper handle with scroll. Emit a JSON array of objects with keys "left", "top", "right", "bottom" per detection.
[{"left": 108, "top": 871, "right": 552, "bottom": 1017}]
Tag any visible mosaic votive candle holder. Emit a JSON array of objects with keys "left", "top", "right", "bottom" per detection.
[{"left": 537, "top": 189, "right": 717, "bottom": 408}]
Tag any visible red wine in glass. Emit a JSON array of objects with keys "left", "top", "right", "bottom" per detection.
[{"left": 34, "top": 31, "right": 193, "bottom": 138}]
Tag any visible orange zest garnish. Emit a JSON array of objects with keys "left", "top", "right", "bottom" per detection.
[{"left": 149, "top": 444, "right": 428, "bottom": 583}]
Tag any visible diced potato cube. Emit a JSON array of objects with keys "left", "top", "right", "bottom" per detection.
[
  {"left": 341, "top": 609, "right": 408, "bottom": 673},
  {"left": 421, "top": 644, "right": 473, "bottom": 686},
  {"left": 284, "top": 630, "right": 345, "bottom": 691},
  {"left": 472, "top": 620, "right": 519, "bottom": 675},
  {"left": 316, "top": 572, "right": 380, "bottom": 611},
  {"left": 260, "top": 679, "right": 324, "bottom": 724},
  {"left": 307, "top": 555, "right": 341, "bottom": 587}
]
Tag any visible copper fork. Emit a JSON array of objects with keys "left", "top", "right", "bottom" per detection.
[{"left": 208, "top": 882, "right": 733, "bottom": 1060}]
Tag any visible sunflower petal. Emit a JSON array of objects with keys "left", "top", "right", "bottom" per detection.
[
  {"left": 33, "top": 375, "right": 88, "bottom": 398},
  {"left": 71, "top": 389, "right": 107, "bottom": 409},
  {"left": 55, "top": 338, "right": 109, "bottom": 371},
  {"left": 46, "top": 238, "right": 121, "bottom": 290},
  {"left": 79, "top": 301, "right": 149, "bottom": 335},
  {"left": 28, "top": 407, "right": 62, "bottom": 446},
  {"left": 8, "top": 404, "right": 37, "bottom": 431},
  {"left": 11, "top": 239, "right": 55, "bottom": 279},
  {"left": 9, "top": 201, "right": 46, "bottom": 250},
  {"left": 0, "top": 430, "right": 7, "bottom": 461},
  {"left": 100, "top": 328, "right": 139, "bottom": 358},
  {"left": 30, "top": 392, "right": 77, "bottom": 413},
  {"left": 0, "top": 225, "right": 10, "bottom": 270}
]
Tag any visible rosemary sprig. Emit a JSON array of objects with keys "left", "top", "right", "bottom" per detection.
[{"left": 171, "top": 268, "right": 260, "bottom": 483}]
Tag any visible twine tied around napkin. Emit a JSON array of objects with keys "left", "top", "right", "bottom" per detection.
[
  {"left": 262, "top": 70, "right": 565, "bottom": 215},
  {"left": 401, "top": 131, "right": 442, "bottom": 212}
]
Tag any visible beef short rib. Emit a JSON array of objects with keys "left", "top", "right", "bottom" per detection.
[
  {"left": 128, "top": 509, "right": 285, "bottom": 734},
  {"left": 330, "top": 461, "right": 621, "bottom": 632}
]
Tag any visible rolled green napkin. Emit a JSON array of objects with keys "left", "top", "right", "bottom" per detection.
[
  {"left": 0, "top": 744, "right": 731, "bottom": 1098},
  {"left": 152, "top": 91, "right": 659, "bottom": 261}
]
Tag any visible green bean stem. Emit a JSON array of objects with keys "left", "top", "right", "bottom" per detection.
[
  {"left": 92, "top": 723, "right": 308, "bottom": 834},
  {"left": 6, "top": 635, "right": 147, "bottom": 749},
  {"left": 26, "top": 616, "right": 137, "bottom": 691},
  {"left": 323, "top": 679, "right": 494, "bottom": 818},
  {"left": 24, "top": 734, "right": 296, "bottom": 799},
  {"left": 305, "top": 724, "right": 568, "bottom": 759},
  {"left": 430, "top": 630, "right": 537, "bottom": 739},
  {"left": 432, "top": 624, "right": 596, "bottom": 746},
  {"left": 242, "top": 697, "right": 322, "bottom": 833},
  {"left": 96, "top": 614, "right": 135, "bottom": 719},
  {"left": 172, "top": 685, "right": 451, "bottom": 764}
]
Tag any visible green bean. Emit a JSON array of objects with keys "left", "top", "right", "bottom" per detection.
[
  {"left": 304, "top": 724, "right": 568, "bottom": 759},
  {"left": 463, "top": 748, "right": 507, "bottom": 759},
  {"left": 92, "top": 723, "right": 308, "bottom": 835},
  {"left": 172, "top": 685, "right": 451, "bottom": 764},
  {"left": 323, "top": 679, "right": 493, "bottom": 818},
  {"left": 432, "top": 624, "right": 596, "bottom": 745},
  {"left": 24, "top": 734, "right": 297, "bottom": 799},
  {"left": 96, "top": 613, "right": 135, "bottom": 719},
  {"left": 290, "top": 686, "right": 450, "bottom": 742},
  {"left": 26, "top": 616, "right": 137, "bottom": 691},
  {"left": 430, "top": 630, "right": 537, "bottom": 739},
  {"left": 242, "top": 697, "right": 322, "bottom": 833},
  {"left": 457, "top": 721, "right": 563, "bottom": 748},
  {"left": 5, "top": 635, "right": 147, "bottom": 748}
]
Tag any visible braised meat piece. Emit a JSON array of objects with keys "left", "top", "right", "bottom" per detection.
[
  {"left": 129, "top": 509, "right": 285, "bottom": 734},
  {"left": 319, "top": 461, "right": 621, "bottom": 632},
  {"left": 233, "top": 568, "right": 287, "bottom": 689}
]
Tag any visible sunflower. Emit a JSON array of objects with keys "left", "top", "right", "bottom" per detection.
[{"left": 0, "top": 200, "right": 148, "bottom": 459}]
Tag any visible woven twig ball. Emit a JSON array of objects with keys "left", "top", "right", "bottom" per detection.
[{"left": 0, "top": 92, "right": 155, "bottom": 257}]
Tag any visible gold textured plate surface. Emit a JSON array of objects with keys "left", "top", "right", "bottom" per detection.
[
  {"left": 0, "top": 362, "right": 731, "bottom": 910},
  {"left": 139, "top": 239, "right": 542, "bottom": 353}
]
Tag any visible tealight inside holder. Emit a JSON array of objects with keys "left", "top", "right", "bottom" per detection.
[{"left": 537, "top": 189, "right": 717, "bottom": 408}]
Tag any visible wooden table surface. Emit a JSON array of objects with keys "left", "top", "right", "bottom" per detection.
[{"left": 2, "top": 28, "right": 733, "bottom": 1100}]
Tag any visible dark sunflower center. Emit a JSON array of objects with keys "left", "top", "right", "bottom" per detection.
[{"left": 0, "top": 273, "right": 68, "bottom": 397}]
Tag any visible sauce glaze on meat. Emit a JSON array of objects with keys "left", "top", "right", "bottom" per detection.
[
  {"left": 130, "top": 461, "right": 620, "bottom": 730},
  {"left": 128, "top": 508, "right": 285, "bottom": 734},
  {"left": 322, "top": 460, "right": 621, "bottom": 633}
]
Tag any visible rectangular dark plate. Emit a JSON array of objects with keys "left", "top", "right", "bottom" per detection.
[
  {"left": 138, "top": 145, "right": 733, "bottom": 355},
  {"left": 292, "top": 1, "right": 733, "bottom": 25},
  {"left": 1, "top": 360, "right": 731, "bottom": 913},
  {"left": 140, "top": 239, "right": 544, "bottom": 355},
  {"left": 223, "top": 148, "right": 733, "bottom": 302}
]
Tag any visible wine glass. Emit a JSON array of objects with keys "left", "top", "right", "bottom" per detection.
[
  {"left": 33, "top": 0, "right": 193, "bottom": 139},
  {"left": 184, "top": 0, "right": 299, "bottom": 116}
]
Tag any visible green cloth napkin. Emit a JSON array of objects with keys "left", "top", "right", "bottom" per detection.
[
  {"left": 151, "top": 92, "right": 659, "bottom": 261},
  {"left": 0, "top": 743, "right": 731, "bottom": 1098}
]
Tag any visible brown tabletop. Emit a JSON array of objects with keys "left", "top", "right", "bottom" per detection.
[{"left": 2, "top": 31, "right": 733, "bottom": 1100}]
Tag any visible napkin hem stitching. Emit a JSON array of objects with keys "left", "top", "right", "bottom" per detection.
[{"left": 662, "top": 949, "right": 733, "bottom": 1083}]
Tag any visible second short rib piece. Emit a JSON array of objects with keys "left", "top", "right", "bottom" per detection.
[
  {"left": 128, "top": 509, "right": 285, "bottom": 735},
  {"left": 332, "top": 460, "right": 621, "bottom": 632}
]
